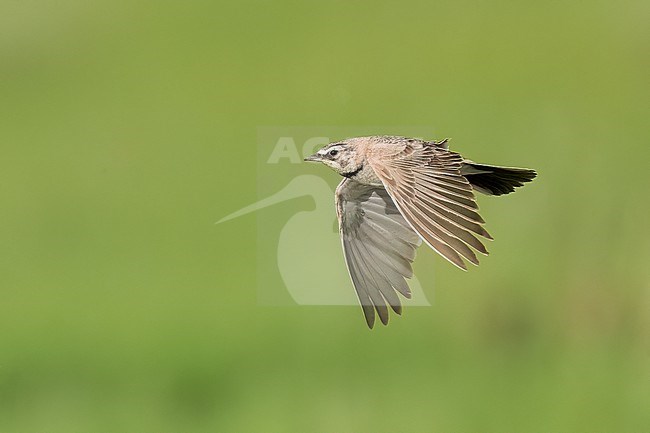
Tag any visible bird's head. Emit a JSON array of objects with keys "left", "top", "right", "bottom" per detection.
[{"left": 304, "top": 139, "right": 364, "bottom": 177}]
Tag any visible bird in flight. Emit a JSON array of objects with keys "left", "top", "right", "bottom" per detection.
[{"left": 304, "top": 136, "right": 536, "bottom": 328}]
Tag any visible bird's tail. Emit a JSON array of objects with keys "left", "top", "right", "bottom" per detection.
[{"left": 461, "top": 161, "right": 537, "bottom": 196}]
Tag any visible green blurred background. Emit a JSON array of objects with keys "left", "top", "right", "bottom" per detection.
[{"left": 1, "top": 0, "right": 648, "bottom": 431}]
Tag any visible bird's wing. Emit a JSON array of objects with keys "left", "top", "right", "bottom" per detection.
[
  {"left": 335, "top": 178, "right": 422, "bottom": 328},
  {"left": 366, "top": 140, "right": 492, "bottom": 270}
]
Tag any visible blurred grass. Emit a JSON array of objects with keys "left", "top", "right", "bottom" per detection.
[{"left": 0, "top": 0, "right": 649, "bottom": 431}]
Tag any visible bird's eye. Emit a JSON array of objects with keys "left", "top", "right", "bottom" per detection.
[{"left": 329, "top": 149, "right": 339, "bottom": 157}]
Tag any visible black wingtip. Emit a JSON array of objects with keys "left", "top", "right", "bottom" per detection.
[{"left": 364, "top": 313, "right": 375, "bottom": 329}]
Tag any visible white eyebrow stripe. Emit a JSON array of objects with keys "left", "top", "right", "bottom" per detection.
[{"left": 319, "top": 144, "right": 345, "bottom": 155}]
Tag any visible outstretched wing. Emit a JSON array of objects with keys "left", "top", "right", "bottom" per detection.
[
  {"left": 367, "top": 140, "right": 492, "bottom": 270},
  {"left": 335, "top": 179, "right": 422, "bottom": 328}
]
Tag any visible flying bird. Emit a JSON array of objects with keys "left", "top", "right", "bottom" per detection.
[{"left": 304, "top": 136, "right": 536, "bottom": 328}]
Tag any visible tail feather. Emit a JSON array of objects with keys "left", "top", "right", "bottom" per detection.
[{"left": 461, "top": 162, "right": 537, "bottom": 196}]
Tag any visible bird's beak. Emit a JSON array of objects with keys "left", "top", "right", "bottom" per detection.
[{"left": 304, "top": 153, "right": 322, "bottom": 162}]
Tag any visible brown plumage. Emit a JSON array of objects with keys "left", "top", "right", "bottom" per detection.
[{"left": 305, "top": 136, "right": 536, "bottom": 328}]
